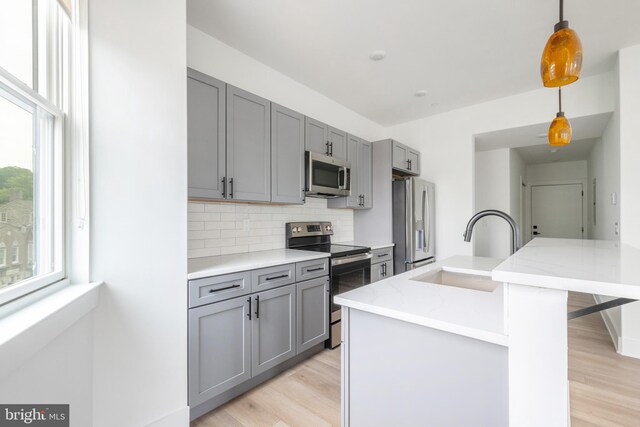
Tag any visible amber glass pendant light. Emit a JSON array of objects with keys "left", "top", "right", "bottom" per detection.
[
  {"left": 541, "top": 0, "right": 583, "bottom": 87},
  {"left": 548, "top": 88, "right": 572, "bottom": 146}
]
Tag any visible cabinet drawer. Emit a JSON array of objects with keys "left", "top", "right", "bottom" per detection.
[
  {"left": 296, "top": 258, "right": 329, "bottom": 282},
  {"left": 188, "top": 272, "right": 251, "bottom": 308},
  {"left": 371, "top": 247, "right": 393, "bottom": 264},
  {"left": 251, "top": 263, "right": 296, "bottom": 292}
]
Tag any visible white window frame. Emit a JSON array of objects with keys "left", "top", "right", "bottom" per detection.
[
  {"left": 0, "top": 56, "right": 65, "bottom": 305},
  {"left": 0, "top": 243, "right": 6, "bottom": 267}
]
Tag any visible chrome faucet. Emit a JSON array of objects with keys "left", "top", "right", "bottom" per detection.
[{"left": 463, "top": 209, "right": 521, "bottom": 255}]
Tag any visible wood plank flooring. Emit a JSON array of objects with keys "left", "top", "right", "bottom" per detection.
[{"left": 193, "top": 292, "right": 640, "bottom": 426}]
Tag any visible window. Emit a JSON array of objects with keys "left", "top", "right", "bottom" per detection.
[{"left": 0, "top": 0, "right": 73, "bottom": 302}]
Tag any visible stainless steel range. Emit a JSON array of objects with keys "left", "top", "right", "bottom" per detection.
[{"left": 286, "top": 221, "right": 371, "bottom": 348}]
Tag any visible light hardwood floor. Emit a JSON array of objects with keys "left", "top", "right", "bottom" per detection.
[{"left": 193, "top": 292, "right": 640, "bottom": 427}]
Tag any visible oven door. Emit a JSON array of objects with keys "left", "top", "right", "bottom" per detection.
[
  {"left": 330, "top": 253, "right": 371, "bottom": 322},
  {"left": 306, "top": 151, "right": 351, "bottom": 197}
]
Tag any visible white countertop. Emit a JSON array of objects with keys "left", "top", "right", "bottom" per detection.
[
  {"left": 493, "top": 238, "right": 640, "bottom": 299},
  {"left": 335, "top": 255, "right": 508, "bottom": 346},
  {"left": 336, "top": 241, "right": 394, "bottom": 250},
  {"left": 188, "top": 249, "right": 330, "bottom": 280}
]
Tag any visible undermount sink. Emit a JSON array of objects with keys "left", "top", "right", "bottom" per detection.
[{"left": 410, "top": 268, "right": 500, "bottom": 292}]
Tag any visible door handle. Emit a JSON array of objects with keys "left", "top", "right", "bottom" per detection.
[
  {"left": 247, "top": 297, "right": 252, "bottom": 320},
  {"left": 255, "top": 295, "right": 260, "bottom": 318},
  {"left": 229, "top": 178, "right": 234, "bottom": 198},
  {"left": 221, "top": 177, "right": 227, "bottom": 198},
  {"left": 330, "top": 142, "right": 333, "bottom": 156},
  {"left": 265, "top": 274, "right": 288, "bottom": 281},
  {"left": 306, "top": 267, "right": 324, "bottom": 272},
  {"left": 326, "top": 141, "right": 330, "bottom": 156}
]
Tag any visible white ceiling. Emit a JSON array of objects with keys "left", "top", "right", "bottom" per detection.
[
  {"left": 515, "top": 138, "right": 597, "bottom": 164},
  {"left": 187, "top": 0, "right": 640, "bottom": 126}
]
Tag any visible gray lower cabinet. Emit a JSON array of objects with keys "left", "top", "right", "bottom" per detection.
[
  {"left": 296, "top": 277, "right": 330, "bottom": 353},
  {"left": 187, "top": 68, "right": 226, "bottom": 199},
  {"left": 188, "top": 295, "right": 251, "bottom": 407},
  {"left": 226, "top": 85, "right": 271, "bottom": 202},
  {"left": 371, "top": 247, "right": 394, "bottom": 283},
  {"left": 252, "top": 284, "right": 297, "bottom": 376},
  {"left": 271, "top": 103, "right": 304, "bottom": 204},
  {"left": 328, "top": 135, "right": 372, "bottom": 209}
]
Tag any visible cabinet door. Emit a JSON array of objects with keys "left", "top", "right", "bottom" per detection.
[
  {"left": 359, "top": 141, "right": 373, "bottom": 209},
  {"left": 296, "top": 277, "right": 330, "bottom": 353},
  {"left": 188, "top": 295, "right": 251, "bottom": 407},
  {"left": 305, "top": 117, "right": 329, "bottom": 156},
  {"left": 370, "top": 263, "right": 382, "bottom": 283},
  {"left": 226, "top": 85, "right": 271, "bottom": 202},
  {"left": 328, "top": 126, "right": 347, "bottom": 160},
  {"left": 271, "top": 103, "right": 304, "bottom": 204},
  {"left": 252, "top": 285, "right": 296, "bottom": 376},
  {"left": 187, "top": 68, "right": 226, "bottom": 200},
  {"left": 407, "top": 149, "right": 420, "bottom": 175},
  {"left": 345, "top": 135, "right": 361, "bottom": 208},
  {"left": 392, "top": 141, "right": 409, "bottom": 171}
]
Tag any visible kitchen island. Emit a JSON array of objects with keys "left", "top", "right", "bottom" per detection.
[{"left": 337, "top": 238, "right": 640, "bottom": 427}]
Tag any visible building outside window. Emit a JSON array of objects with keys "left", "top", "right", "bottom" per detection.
[{"left": 0, "top": 0, "right": 71, "bottom": 298}]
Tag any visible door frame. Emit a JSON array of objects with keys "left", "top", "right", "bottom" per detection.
[{"left": 525, "top": 179, "right": 588, "bottom": 243}]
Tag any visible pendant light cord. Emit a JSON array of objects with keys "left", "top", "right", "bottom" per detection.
[
  {"left": 559, "top": 88, "right": 562, "bottom": 113},
  {"left": 560, "top": 0, "right": 564, "bottom": 22}
]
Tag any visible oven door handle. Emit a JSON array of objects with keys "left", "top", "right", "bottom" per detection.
[{"left": 331, "top": 252, "right": 372, "bottom": 266}]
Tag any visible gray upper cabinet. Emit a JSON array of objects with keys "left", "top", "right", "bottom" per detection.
[
  {"left": 271, "top": 103, "right": 305, "bottom": 204},
  {"left": 187, "top": 68, "right": 226, "bottom": 199},
  {"left": 391, "top": 140, "right": 420, "bottom": 175},
  {"left": 328, "top": 134, "right": 372, "bottom": 210},
  {"left": 252, "top": 284, "right": 297, "bottom": 376},
  {"left": 359, "top": 141, "right": 373, "bottom": 208},
  {"left": 305, "top": 117, "right": 347, "bottom": 160},
  {"left": 296, "top": 277, "right": 330, "bottom": 353},
  {"left": 305, "top": 117, "right": 329, "bottom": 156},
  {"left": 328, "top": 126, "right": 347, "bottom": 160},
  {"left": 188, "top": 295, "right": 251, "bottom": 407},
  {"left": 226, "top": 85, "right": 271, "bottom": 202},
  {"left": 407, "top": 149, "right": 421, "bottom": 175}
]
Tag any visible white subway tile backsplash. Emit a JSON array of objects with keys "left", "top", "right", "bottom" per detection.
[{"left": 187, "top": 200, "right": 355, "bottom": 259}]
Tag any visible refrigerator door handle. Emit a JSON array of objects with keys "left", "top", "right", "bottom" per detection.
[{"left": 424, "top": 188, "right": 430, "bottom": 253}]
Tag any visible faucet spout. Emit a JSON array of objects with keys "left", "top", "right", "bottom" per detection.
[{"left": 463, "top": 209, "right": 521, "bottom": 255}]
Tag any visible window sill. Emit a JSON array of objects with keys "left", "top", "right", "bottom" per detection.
[{"left": 0, "top": 282, "right": 102, "bottom": 379}]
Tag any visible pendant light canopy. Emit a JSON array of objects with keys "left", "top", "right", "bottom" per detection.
[
  {"left": 548, "top": 89, "right": 571, "bottom": 146},
  {"left": 540, "top": 0, "right": 583, "bottom": 87}
]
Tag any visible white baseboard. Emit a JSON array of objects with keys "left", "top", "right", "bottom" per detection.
[
  {"left": 619, "top": 336, "right": 640, "bottom": 359},
  {"left": 146, "top": 406, "right": 189, "bottom": 427}
]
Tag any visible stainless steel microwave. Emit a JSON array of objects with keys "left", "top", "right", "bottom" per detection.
[{"left": 305, "top": 151, "right": 351, "bottom": 198}]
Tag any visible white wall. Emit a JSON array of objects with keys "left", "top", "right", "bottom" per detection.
[
  {"left": 509, "top": 149, "right": 526, "bottom": 240},
  {"left": 0, "top": 315, "right": 94, "bottom": 426},
  {"left": 89, "top": 1, "right": 188, "bottom": 426},
  {"left": 473, "top": 149, "right": 511, "bottom": 259},
  {"left": 186, "top": 26, "right": 386, "bottom": 258},
  {"left": 618, "top": 45, "right": 640, "bottom": 357},
  {"left": 388, "top": 72, "right": 615, "bottom": 259},
  {"left": 188, "top": 198, "right": 353, "bottom": 258}
]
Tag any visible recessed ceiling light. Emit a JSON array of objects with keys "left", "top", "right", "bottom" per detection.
[
  {"left": 414, "top": 89, "right": 428, "bottom": 97},
  {"left": 536, "top": 133, "right": 547, "bottom": 138},
  {"left": 369, "top": 50, "right": 387, "bottom": 61}
]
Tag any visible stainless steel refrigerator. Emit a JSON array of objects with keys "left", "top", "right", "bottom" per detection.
[{"left": 393, "top": 178, "right": 435, "bottom": 272}]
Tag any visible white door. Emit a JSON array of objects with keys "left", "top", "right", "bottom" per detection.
[{"left": 531, "top": 184, "right": 583, "bottom": 239}]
